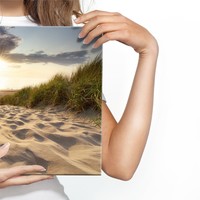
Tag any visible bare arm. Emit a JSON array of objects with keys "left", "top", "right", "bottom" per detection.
[
  {"left": 76, "top": 10, "right": 158, "bottom": 180},
  {"left": 102, "top": 52, "right": 157, "bottom": 180}
]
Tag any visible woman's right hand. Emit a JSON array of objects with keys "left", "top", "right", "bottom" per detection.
[{"left": 0, "top": 143, "right": 53, "bottom": 188}]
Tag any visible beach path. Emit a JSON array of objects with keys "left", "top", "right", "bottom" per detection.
[{"left": 0, "top": 105, "right": 101, "bottom": 175}]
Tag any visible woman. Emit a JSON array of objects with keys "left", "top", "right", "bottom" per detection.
[{"left": 0, "top": 0, "right": 158, "bottom": 198}]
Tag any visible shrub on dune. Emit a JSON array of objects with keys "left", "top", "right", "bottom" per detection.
[
  {"left": 68, "top": 55, "right": 102, "bottom": 112},
  {"left": 0, "top": 55, "right": 102, "bottom": 114}
]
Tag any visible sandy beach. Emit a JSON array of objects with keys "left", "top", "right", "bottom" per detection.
[{"left": 0, "top": 105, "right": 101, "bottom": 175}]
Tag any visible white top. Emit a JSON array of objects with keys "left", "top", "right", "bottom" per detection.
[
  {"left": 0, "top": 178, "right": 69, "bottom": 200},
  {"left": 0, "top": 16, "right": 37, "bottom": 26},
  {"left": 0, "top": 15, "right": 84, "bottom": 27}
]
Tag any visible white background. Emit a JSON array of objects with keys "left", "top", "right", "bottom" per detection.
[{"left": 59, "top": 0, "right": 200, "bottom": 199}]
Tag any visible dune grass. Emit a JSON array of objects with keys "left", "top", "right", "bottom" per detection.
[{"left": 0, "top": 55, "right": 102, "bottom": 116}]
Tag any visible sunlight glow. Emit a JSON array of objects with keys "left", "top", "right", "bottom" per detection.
[
  {"left": 0, "top": 60, "right": 9, "bottom": 90},
  {"left": 0, "top": 79, "right": 7, "bottom": 90},
  {"left": 0, "top": 60, "right": 8, "bottom": 70}
]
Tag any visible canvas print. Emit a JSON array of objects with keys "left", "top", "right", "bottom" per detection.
[{"left": 0, "top": 26, "right": 102, "bottom": 175}]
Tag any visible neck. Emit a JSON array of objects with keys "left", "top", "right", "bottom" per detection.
[{"left": 0, "top": 0, "right": 25, "bottom": 16}]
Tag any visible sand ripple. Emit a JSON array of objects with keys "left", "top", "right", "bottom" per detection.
[{"left": 0, "top": 105, "right": 101, "bottom": 175}]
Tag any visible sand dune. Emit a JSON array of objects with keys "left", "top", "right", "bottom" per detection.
[{"left": 0, "top": 105, "right": 101, "bottom": 175}]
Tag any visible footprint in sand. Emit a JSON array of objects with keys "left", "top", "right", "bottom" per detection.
[
  {"left": 25, "top": 149, "right": 49, "bottom": 169},
  {"left": 91, "top": 133, "right": 101, "bottom": 143},
  {"left": 19, "top": 118, "right": 30, "bottom": 123},
  {"left": 43, "top": 118, "right": 51, "bottom": 122},
  {"left": 61, "top": 117, "right": 69, "bottom": 121},
  {"left": 5, "top": 120, "right": 14, "bottom": 124},
  {"left": 69, "top": 126, "right": 78, "bottom": 130},
  {"left": 47, "top": 134, "right": 77, "bottom": 149},
  {"left": 36, "top": 123, "right": 46, "bottom": 129},
  {"left": 36, "top": 114, "right": 45, "bottom": 119},
  {"left": 9, "top": 113, "right": 16, "bottom": 117},
  {"left": 7, "top": 117, "right": 15, "bottom": 120},
  {"left": 5, "top": 120, "right": 24, "bottom": 126},
  {"left": 15, "top": 121, "right": 24, "bottom": 126},
  {"left": 19, "top": 114, "right": 31, "bottom": 118},
  {"left": 33, "top": 134, "right": 45, "bottom": 142},
  {"left": 1, "top": 149, "right": 49, "bottom": 170},
  {"left": 9, "top": 125, "right": 18, "bottom": 130},
  {"left": 12, "top": 129, "right": 30, "bottom": 139},
  {"left": 50, "top": 122, "right": 65, "bottom": 129}
]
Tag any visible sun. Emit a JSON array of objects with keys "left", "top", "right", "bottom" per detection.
[{"left": 0, "top": 60, "right": 8, "bottom": 70}]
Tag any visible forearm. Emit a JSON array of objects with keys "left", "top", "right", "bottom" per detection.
[
  {"left": 103, "top": 47, "right": 158, "bottom": 180},
  {"left": 77, "top": 10, "right": 159, "bottom": 180}
]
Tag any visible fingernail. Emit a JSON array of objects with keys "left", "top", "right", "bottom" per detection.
[
  {"left": 74, "top": 18, "right": 80, "bottom": 23},
  {"left": 40, "top": 167, "right": 47, "bottom": 172},
  {"left": 0, "top": 143, "right": 10, "bottom": 150},
  {"left": 78, "top": 32, "right": 84, "bottom": 38},
  {"left": 92, "top": 44, "right": 97, "bottom": 49},
  {"left": 83, "top": 39, "right": 88, "bottom": 44}
]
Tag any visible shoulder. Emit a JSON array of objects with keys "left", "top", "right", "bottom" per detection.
[{"left": 0, "top": 16, "right": 37, "bottom": 27}]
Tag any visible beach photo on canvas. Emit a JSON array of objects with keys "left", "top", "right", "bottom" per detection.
[{"left": 0, "top": 26, "right": 102, "bottom": 175}]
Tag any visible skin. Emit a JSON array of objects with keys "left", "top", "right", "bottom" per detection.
[
  {"left": 0, "top": 143, "right": 53, "bottom": 188},
  {"left": 0, "top": 1, "right": 158, "bottom": 186},
  {"left": 76, "top": 11, "right": 158, "bottom": 180},
  {"left": 0, "top": 0, "right": 24, "bottom": 16}
]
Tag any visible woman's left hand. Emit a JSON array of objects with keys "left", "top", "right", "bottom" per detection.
[
  {"left": 0, "top": 143, "right": 53, "bottom": 188},
  {"left": 76, "top": 10, "right": 158, "bottom": 181},
  {"left": 75, "top": 10, "right": 158, "bottom": 55}
]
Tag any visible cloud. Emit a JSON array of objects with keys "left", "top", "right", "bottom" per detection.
[
  {"left": 8, "top": 65, "right": 21, "bottom": 69},
  {"left": 35, "top": 51, "right": 45, "bottom": 54},
  {"left": 0, "top": 27, "right": 7, "bottom": 35},
  {"left": 0, "top": 27, "right": 21, "bottom": 55},
  {"left": 6, "top": 50, "right": 90, "bottom": 66},
  {"left": 0, "top": 27, "right": 99, "bottom": 67}
]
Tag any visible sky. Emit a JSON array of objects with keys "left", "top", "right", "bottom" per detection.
[{"left": 0, "top": 26, "right": 101, "bottom": 90}]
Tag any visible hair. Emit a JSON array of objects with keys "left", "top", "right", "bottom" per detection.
[{"left": 24, "top": 0, "right": 82, "bottom": 26}]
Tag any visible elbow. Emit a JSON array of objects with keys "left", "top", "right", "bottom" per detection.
[
  {"left": 103, "top": 162, "right": 137, "bottom": 181},
  {"left": 115, "top": 171, "right": 135, "bottom": 181}
]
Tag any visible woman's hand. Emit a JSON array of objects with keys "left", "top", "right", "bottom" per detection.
[
  {"left": 75, "top": 10, "right": 158, "bottom": 55},
  {"left": 0, "top": 143, "right": 52, "bottom": 188},
  {"left": 77, "top": 10, "right": 158, "bottom": 180}
]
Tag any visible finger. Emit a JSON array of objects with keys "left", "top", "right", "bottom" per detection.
[
  {"left": 0, "top": 165, "right": 46, "bottom": 182},
  {"left": 75, "top": 10, "right": 117, "bottom": 24},
  {"left": 79, "top": 15, "right": 123, "bottom": 38},
  {"left": 83, "top": 23, "right": 127, "bottom": 45},
  {"left": 0, "top": 175, "right": 53, "bottom": 188},
  {"left": 93, "top": 31, "right": 126, "bottom": 49},
  {"left": 0, "top": 143, "right": 10, "bottom": 158}
]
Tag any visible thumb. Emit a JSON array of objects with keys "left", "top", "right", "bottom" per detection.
[{"left": 0, "top": 143, "right": 10, "bottom": 158}]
